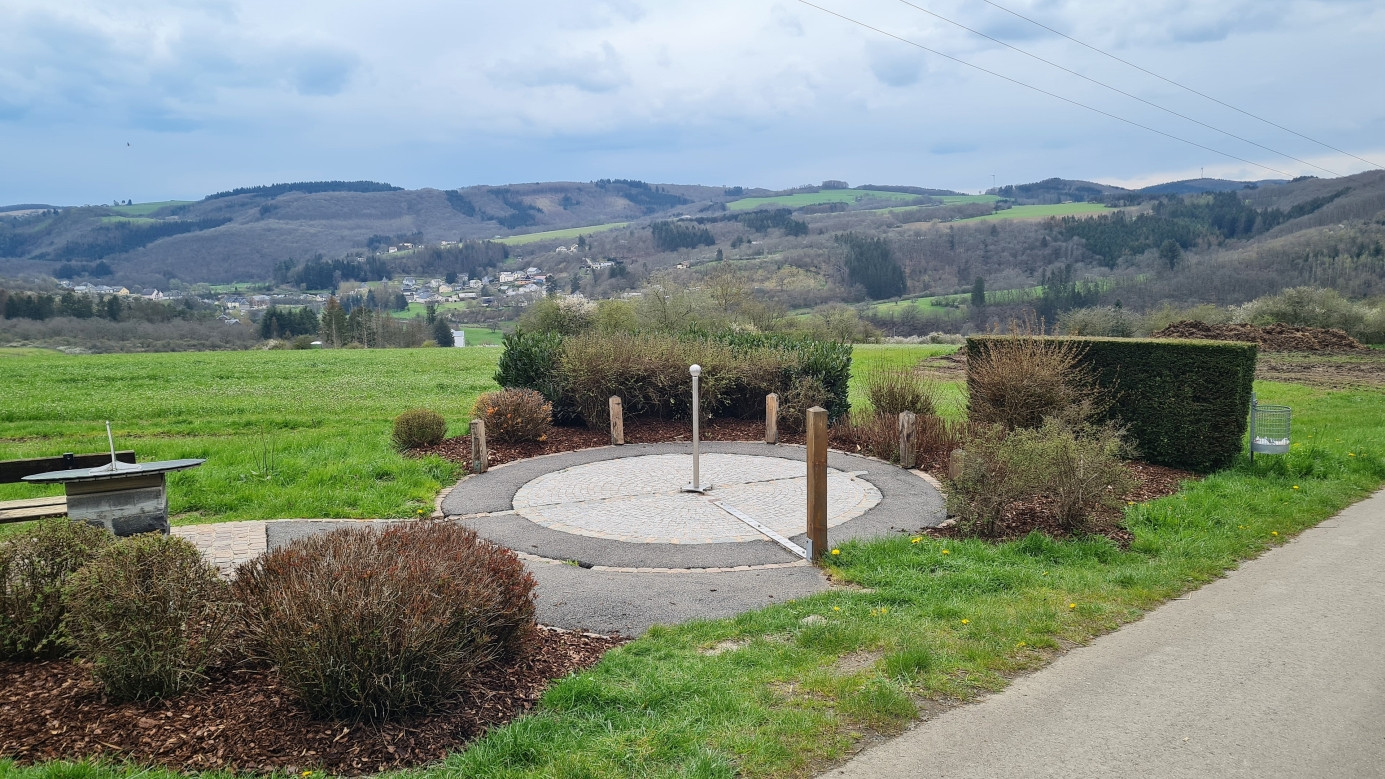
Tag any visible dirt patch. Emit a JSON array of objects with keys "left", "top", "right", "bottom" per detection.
[
  {"left": 1256, "top": 350, "right": 1385, "bottom": 389},
  {"left": 1152, "top": 320, "right": 1368, "bottom": 353},
  {"left": 923, "top": 461, "right": 1196, "bottom": 547},
  {"left": 0, "top": 628, "right": 622, "bottom": 776},
  {"left": 835, "top": 650, "right": 885, "bottom": 675}
]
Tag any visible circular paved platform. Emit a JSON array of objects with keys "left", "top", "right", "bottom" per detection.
[
  {"left": 441, "top": 441, "right": 946, "bottom": 570},
  {"left": 513, "top": 453, "right": 881, "bottom": 544}
]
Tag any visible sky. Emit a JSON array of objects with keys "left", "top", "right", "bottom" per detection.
[{"left": 2, "top": 0, "right": 1383, "bottom": 205}]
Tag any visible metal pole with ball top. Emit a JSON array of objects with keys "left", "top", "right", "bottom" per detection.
[{"left": 683, "top": 364, "right": 709, "bottom": 493}]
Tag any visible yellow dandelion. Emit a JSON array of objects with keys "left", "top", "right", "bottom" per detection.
[
  {"left": 1068, "top": 603, "right": 1076, "bottom": 609},
  {"left": 1293, "top": 485, "right": 1300, "bottom": 490},
  {"left": 1348, "top": 453, "right": 1356, "bottom": 457},
  {"left": 1017, "top": 641, "right": 1027, "bottom": 648},
  {"left": 911, "top": 537, "right": 922, "bottom": 543},
  {"left": 881, "top": 607, "right": 888, "bottom": 614},
  {"left": 941, "top": 549, "right": 950, "bottom": 555},
  {"left": 1272, "top": 531, "right": 1279, "bottom": 536},
  {"left": 961, "top": 618, "right": 970, "bottom": 624},
  {"left": 832, "top": 606, "right": 841, "bottom": 612},
  {"left": 831, "top": 548, "right": 841, "bottom": 555}
]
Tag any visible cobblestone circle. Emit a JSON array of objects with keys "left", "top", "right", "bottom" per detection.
[{"left": 512, "top": 453, "right": 881, "bottom": 544}]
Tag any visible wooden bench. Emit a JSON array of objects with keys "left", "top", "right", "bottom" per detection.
[{"left": 0, "top": 452, "right": 137, "bottom": 524}]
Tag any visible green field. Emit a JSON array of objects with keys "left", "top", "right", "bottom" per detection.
[
  {"left": 495, "top": 222, "right": 629, "bottom": 246},
  {"left": 726, "top": 189, "right": 929, "bottom": 211},
  {"left": 97, "top": 216, "right": 160, "bottom": 225},
  {"left": 935, "top": 194, "right": 1002, "bottom": 205},
  {"left": 107, "top": 200, "right": 194, "bottom": 217},
  {"left": 958, "top": 202, "right": 1109, "bottom": 222},
  {"left": 459, "top": 326, "right": 506, "bottom": 346},
  {"left": 0, "top": 348, "right": 501, "bottom": 524},
  {"left": 388, "top": 301, "right": 473, "bottom": 320}
]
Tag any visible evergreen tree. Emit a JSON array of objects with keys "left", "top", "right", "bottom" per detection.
[
  {"left": 432, "top": 318, "right": 455, "bottom": 346},
  {"left": 836, "top": 233, "right": 906, "bottom": 300},
  {"left": 970, "top": 277, "right": 986, "bottom": 309},
  {"left": 319, "top": 296, "right": 348, "bottom": 347}
]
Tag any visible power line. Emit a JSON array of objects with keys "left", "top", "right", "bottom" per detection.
[
  {"left": 792, "top": 0, "right": 1294, "bottom": 178},
  {"left": 891, "top": 0, "right": 1339, "bottom": 176},
  {"left": 976, "top": 0, "right": 1384, "bottom": 171}
]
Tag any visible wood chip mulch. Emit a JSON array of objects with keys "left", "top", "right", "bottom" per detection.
[
  {"left": 0, "top": 629, "right": 622, "bottom": 776},
  {"left": 924, "top": 461, "right": 1198, "bottom": 547}
]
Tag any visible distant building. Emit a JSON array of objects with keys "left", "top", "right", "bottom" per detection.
[{"left": 451, "top": 330, "right": 466, "bottom": 347}]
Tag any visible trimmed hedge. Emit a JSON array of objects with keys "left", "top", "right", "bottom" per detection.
[
  {"left": 966, "top": 336, "right": 1257, "bottom": 471},
  {"left": 495, "top": 329, "right": 853, "bottom": 425}
]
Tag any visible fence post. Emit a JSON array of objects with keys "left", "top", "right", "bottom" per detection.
[
  {"left": 806, "top": 406, "right": 828, "bottom": 562},
  {"left": 470, "top": 418, "right": 488, "bottom": 474},
  {"left": 609, "top": 396, "right": 624, "bottom": 445},
  {"left": 898, "top": 411, "right": 917, "bottom": 469},
  {"left": 765, "top": 393, "right": 779, "bottom": 445}
]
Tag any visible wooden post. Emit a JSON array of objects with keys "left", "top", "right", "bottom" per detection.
[
  {"left": 898, "top": 411, "right": 917, "bottom": 469},
  {"left": 765, "top": 393, "right": 779, "bottom": 445},
  {"left": 948, "top": 449, "right": 965, "bottom": 480},
  {"left": 470, "top": 418, "right": 488, "bottom": 474},
  {"left": 806, "top": 406, "right": 828, "bottom": 562},
  {"left": 609, "top": 396, "right": 624, "bottom": 445}
]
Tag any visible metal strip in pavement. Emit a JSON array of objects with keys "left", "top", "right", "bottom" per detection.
[{"left": 710, "top": 500, "right": 808, "bottom": 559}]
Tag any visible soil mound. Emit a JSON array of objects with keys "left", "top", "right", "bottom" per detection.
[{"left": 1152, "top": 320, "right": 1368, "bottom": 352}]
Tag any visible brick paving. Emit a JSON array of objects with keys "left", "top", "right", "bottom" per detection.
[
  {"left": 171, "top": 521, "right": 266, "bottom": 576},
  {"left": 511, "top": 453, "right": 881, "bottom": 545}
]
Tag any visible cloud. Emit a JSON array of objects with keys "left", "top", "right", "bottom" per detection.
[
  {"left": 489, "top": 42, "right": 630, "bottom": 94},
  {"left": 286, "top": 49, "right": 359, "bottom": 96},
  {"left": 870, "top": 45, "right": 924, "bottom": 87}
]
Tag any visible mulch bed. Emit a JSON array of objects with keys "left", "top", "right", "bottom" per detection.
[
  {"left": 0, "top": 628, "right": 622, "bottom": 776},
  {"left": 1152, "top": 320, "right": 1369, "bottom": 352},
  {"left": 924, "top": 461, "right": 1196, "bottom": 547}
]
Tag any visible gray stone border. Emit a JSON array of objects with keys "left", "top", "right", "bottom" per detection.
[{"left": 440, "top": 441, "right": 945, "bottom": 569}]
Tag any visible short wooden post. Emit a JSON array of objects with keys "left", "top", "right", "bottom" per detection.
[
  {"left": 948, "top": 449, "right": 965, "bottom": 480},
  {"left": 765, "top": 393, "right": 779, "bottom": 445},
  {"left": 806, "top": 406, "right": 828, "bottom": 562},
  {"left": 470, "top": 418, "right": 488, "bottom": 474},
  {"left": 898, "top": 411, "right": 917, "bottom": 469},
  {"left": 609, "top": 396, "right": 624, "bottom": 445}
]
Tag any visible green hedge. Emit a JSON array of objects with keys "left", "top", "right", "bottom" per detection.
[
  {"left": 495, "top": 329, "right": 853, "bottom": 425},
  {"left": 966, "top": 336, "right": 1257, "bottom": 471}
]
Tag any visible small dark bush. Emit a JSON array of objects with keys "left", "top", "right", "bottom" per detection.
[
  {"left": 63, "top": 534, "right": 235, "bottom": 701},
  {"left": 864, "top": 369, "right": 935, "bottom": 417},
  {"left": 0, "top": 520, "right": 112, "bottom": 660},
  {"left": 233, "top": 522, "right": 538, "bottom": 722},
  {"left": 493, "top": 329, "right": 566, "bottom": 411},
  {"left": 392, "top": 408, "right": 447, "bottom": 450},
  {"left": 473, "top": 388, "right": 552, "bottom": 443},
  {"left": 944, "top": 425, "right": 1024, "bottom": 536}
]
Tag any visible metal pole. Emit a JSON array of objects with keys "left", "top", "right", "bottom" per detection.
[{"left": 684, "top": 364, "right": 706, "bottom": 493}]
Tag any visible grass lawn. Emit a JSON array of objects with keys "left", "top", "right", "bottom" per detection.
[
  {"left": 850, "top": 344, "right": 964, "bottom": 416},
  {"left": 726, "top": 189, "right": 925, "bottom": 211},
  {"left": 2, "top": 350, "right": 1383, "bottom": 778},
  {"left": 458, "top": 326, "right": 506, "bottom": 346},
  {"left": 495, "top": 222, "right": 630, "bottom": 246},
  {"left": 387, "top": 302, "right": 473, "bottom": 320},
  {"left": 0, "top": 348, "right": 502, "bottom": 527},
  {"left": 97, "top": 216, "right": 160, "bottom": 226}
]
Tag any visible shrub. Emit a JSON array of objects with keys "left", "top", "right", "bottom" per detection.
[
  {"left": 63, "top": 534, "right": 235, "bottom": 700},
  {"left": 1003, "top": 420, "right": 1135, "bottom": 532},
  {"left": 233, "top": 522, "right": 537, "bottom": 722},
  {"left": 473, "top": 388, "right": 552, "bottom": 443},
  {"left": 945, "top": 420, "right": 1133, "bottom": 535},
  {"left": 969, "top": 335, "right": 1258, "bottom": 471},
  {"left": 834, "top": 411, "right": 971, "bottom": 466},
  {"left": 392, "top": 408, "right": 447, "bottom": 450},
  {"left": 0, "top": 520, "right": 112, "bottom": 660},
  {"left": 1057, "top": 306, "right": 1142, "bottom": 338},
  {"left": 778, "top": 376, "right": 831, "bottom": 434},
  {"left": 944, "top": 425, "right": 1024, "bottom": 536},
  {"left": 494, "top": 329, "right": 566, "bottom": 413},
  {"left": 965, "top": 334, "right": 1102, "bottom": 431},
  {"left": 864, "top": 368, "right": 935, "bottom": 417}
]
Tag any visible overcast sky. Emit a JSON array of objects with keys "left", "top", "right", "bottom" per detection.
[{"left": 2, "top": 0, "right": 1382, "bottom": 205}]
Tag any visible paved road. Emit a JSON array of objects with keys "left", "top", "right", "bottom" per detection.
[{"left": 829, "top": 489, "right": 1385, "bottom": 779}]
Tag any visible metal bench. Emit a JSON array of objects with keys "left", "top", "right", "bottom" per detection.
[{"left": 0, "top": 452, "right": 136, "bottom": 524}]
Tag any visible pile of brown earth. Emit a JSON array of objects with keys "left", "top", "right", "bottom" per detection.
[{"left": 1152, "top": 320, "right": 1369, "bottom": 352}]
